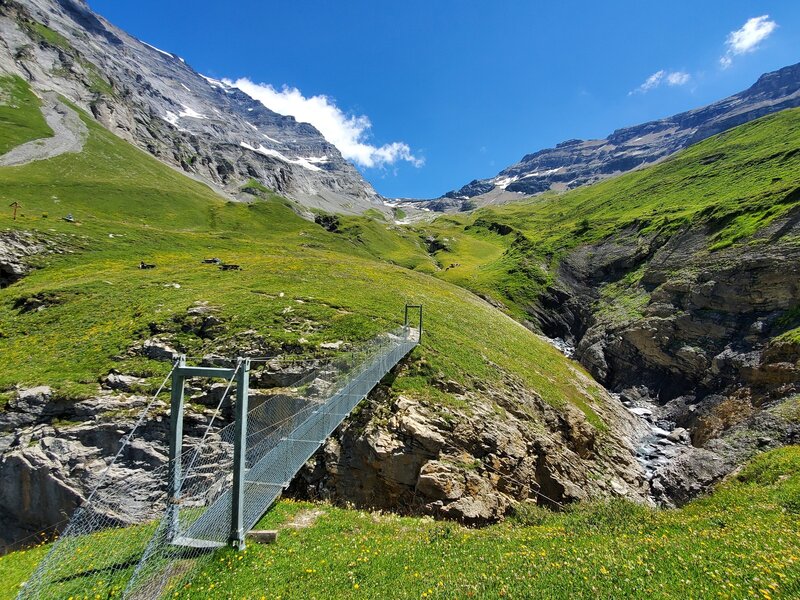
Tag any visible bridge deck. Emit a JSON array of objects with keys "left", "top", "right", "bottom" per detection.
[{"left": 175, "top": 333, "right": 418, "bottom": 546}]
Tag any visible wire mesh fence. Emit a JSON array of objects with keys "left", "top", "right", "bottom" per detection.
[{"left": 18, "top": 323, "right": 419, "bottom": 599}]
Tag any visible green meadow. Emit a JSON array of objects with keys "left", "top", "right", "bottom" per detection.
[
  {"left": 2, "top": 75, "right": 800, "bottom": 599},
  {"left": 1, "top": 447, "right": 799, "bottom": 599}
]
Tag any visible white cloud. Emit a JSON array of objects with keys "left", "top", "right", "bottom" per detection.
[
  {"left": 637, "top": 70, "right": 665, "bottom": 93},
  {"left": 630, "top": 70, "right": 691, "bottom": 95},
  {"left": 720, "top": 15, "right": 777, "bottom": 68},
  {"left": 666, "top": 71, "right": 690, "bottom": 86},
  {"left": 226, "top": 78, "right": 423, "bottom": 169}
]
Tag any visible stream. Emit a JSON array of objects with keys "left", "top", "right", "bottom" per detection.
[{"left": 546, "top": 335, "right": 692, "bottom": 502}]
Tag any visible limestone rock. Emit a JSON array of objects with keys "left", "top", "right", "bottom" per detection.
[
  {"left": 0, "top": 230, "right": 59, "bottom": 287},
  {"left": 320, "top": 341, "right": 344, "bottom": 350},
  {"left": 416, "top": 460, "right": 465, "bottom": 501},
  {"left": 136, "top": 338, "right": 178, "bottom": 362},
  {"left": 0, "top": 387, "right": 217, "bottom": 547},
  {"left": 104, "top": 372, "right": 146, "bottom": 392},
  {"left": 649, "top": 447, "right": 733, "bottom": 507},
  {"left": 293, "top": 385, "right": 648, "bottom": 523},
  {"left": 253, "top": 360, "right": 317, "bottom": 388}
]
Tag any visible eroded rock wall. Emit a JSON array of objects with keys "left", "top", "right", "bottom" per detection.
[
  {"left": 292, "top": 364, "right": 647, "bottom": 523},
  {"left": 531, "top": 206, "right": 800, "bottom": 505}
]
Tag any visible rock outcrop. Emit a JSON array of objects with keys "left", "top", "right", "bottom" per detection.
[
  {"left": 526, "top": 207, "right": 800, "bottom": 505},
  {"left": 0, "top": 230, "right": 64, "bottom": 287},
  {"left": 0, "top": 386, "right": 162, "bottom": 546},
  {"left": 292, "top": 366, "right": 647, "bottom": 523},
  {"left": 0, "top": 373, "right": 246, "bottom": 549}
]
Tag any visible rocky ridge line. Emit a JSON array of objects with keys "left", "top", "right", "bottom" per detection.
[
  {"left": 0, "top": 0, "right": 384, "bottom": 215},
  {"left": 433, "top": 62, "right": 800, "bottom": 211}
]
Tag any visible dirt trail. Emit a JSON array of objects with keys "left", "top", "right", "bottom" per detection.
[{"left": 0, "top": 91, "right": 87, "bottom": 166}]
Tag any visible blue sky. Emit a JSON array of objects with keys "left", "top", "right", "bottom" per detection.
[{"left": 89, "top": 1, "right": 799, "bottom": 199}]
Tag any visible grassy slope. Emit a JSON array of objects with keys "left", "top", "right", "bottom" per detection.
[
  {"left": 0, "top": 83, "right": 604, "bottom": 422},
  {"left": 0, "top": 75, "right": 52, "bottom": 154},
  {"left": 1, "top": 446, "right": 798, "bottom": 599},
  {"left": 481, "top": 107, "right": 800, "bottom": 253},
  {"left": 338, "top": 108, "right": 800, "bottom": 323}
]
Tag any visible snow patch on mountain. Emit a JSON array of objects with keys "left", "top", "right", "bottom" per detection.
[
  {"left": 199, "top": 75, "right": 233, "bottom": 92},
  {"left": 240, "top": 142, "right": 323, "bottom": 172},
  {"left": 492, "top": 175, "right": 519, "bottom": 189},
  {"left": 521, "top": 167, "right": 562, "bottom": 179},
  {"left": 141, "top": 41, "right": 173, "bottom": 58},
  {"left": 178, "top": 104, "right": 208, "bottom": 120}
]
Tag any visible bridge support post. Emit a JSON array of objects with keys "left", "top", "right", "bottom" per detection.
[
  {"left": 230, "top": 357, "right": 250, "bottom": 550},
  {"left": 167, "top": 354, "right": 187, "bottom": 541},
  {"left": 404, "top": 304, "right": 423, "bottom": 343}
]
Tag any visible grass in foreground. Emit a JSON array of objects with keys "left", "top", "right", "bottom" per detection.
[
  {"left": 1, "top": 446, "right": 799, "bottom": 599},
  {"left": 174, "top": 447, "right": 800, "bottom": 599}
]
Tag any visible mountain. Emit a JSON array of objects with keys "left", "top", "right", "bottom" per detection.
[
  {"left": 0, "top": 0, "right": 384, "bottom": 214},
  {"left": 0, "top": 71, "right": 647, "bottom": 546},
  {"left": 434, "top": 62, "right": 800, "bottom": 211},
  {"left": 0, "top": 5, "right": 799, "bottom": 591}
]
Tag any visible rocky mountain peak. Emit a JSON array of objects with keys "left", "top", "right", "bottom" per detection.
[
  {"left": 0, "top": 0, "right": 385, "bottom": 214},
  {"left": 749, "top": 62, "right": 800, "bottom": 96}
]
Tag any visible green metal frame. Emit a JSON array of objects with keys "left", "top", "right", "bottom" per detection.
[
  {"left": 167, "top": 356, "right": 249, "bottom": 548},
  {"left": 168, "top": 305, "right": 420, "bottom": 551},
  {"left": 230, "top": 358, "right": 250, "bottom": 549}
]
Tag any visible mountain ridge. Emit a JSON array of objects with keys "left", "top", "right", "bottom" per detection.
[
  {"left": 0, "top": 0, "right": 385, "bottom": 215},
  {"left": 431, "top": 61, "right": 800, "bottom": 211}
]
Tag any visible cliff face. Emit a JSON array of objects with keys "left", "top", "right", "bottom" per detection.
[
  {"left": 527, "top": 205, "right": 800, "bottom": 505},
  {"left": 292, "top": 368, "right": 646, "bottom": 522},
  {"left": 0, "top": 0, "right": 384, "bottom": 214}
]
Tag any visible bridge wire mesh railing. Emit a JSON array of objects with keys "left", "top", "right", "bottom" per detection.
[
  {"left": 124, "top": 326, "right": 419, "bottom": 598},
  {"left": 18, "top": 325, "right": 419, "bottom": 599},
  {"left": 16, "top": 361, "right": 186, "bottom": 599}
]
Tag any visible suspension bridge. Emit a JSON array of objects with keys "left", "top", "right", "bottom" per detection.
[{"left": 18, "top": 306, "right": 422, "bottom": 599}]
